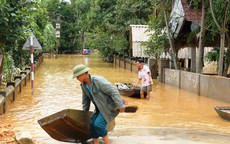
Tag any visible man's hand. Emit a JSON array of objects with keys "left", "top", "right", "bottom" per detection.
[
  {"left": 119, "top": 108, "right": 125, "bottom": 113},
  {"left": 148, "top": 79, "right": 152, "bottom": 84}
]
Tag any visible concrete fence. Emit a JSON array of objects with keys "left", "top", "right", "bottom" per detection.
[
  {"left": 114, "top": 56, "right": 230, "bottom": 103},
  {"left": 164, "top": 68, "right": 230, "bottom": 102},
  {"left": 114, "top": 56, "right": 139, "bottom": 73}
]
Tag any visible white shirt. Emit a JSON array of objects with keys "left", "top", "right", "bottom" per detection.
[{"left": 138, "top": 65, "right": 153, "bottom": 86}]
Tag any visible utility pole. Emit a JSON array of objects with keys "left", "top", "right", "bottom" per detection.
[{"left": 56, "top": 14, "right": 60, "bottom": 58}]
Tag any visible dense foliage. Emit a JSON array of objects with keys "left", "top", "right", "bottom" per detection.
[
  {"left": 68, "top": 0, "right": 154, "bottom": 59},
  {"left": 0, "top": 0, "right": 230, "bottom": 83},
  {"left": 0, "top": 0, "right": 50, "bottom": 82}
]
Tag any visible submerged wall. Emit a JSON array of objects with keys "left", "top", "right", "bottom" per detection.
[
  {"left": 0, "top": 54, "right": 43, "bottom": 115},
  {"left": 164, "top": 68, "right": 230, "bottom": 102}
]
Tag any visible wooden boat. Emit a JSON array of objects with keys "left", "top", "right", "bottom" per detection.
[
  {"left": 115, "top": 83, "right": 146, "bottom": 98},
  {"left": 37, "top": 109, "right": 115, "bottom": 143},
  {"left": 214, "top": 106, "right": 230, "bottom": 121}
]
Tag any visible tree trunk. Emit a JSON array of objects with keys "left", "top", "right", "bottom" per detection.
[
  {"left": 197, "top": 0, "right": 206, "bottom": 73},
  {"left": 218, "top": 33, "right": 225, "bottom": 75},
  {"left": 163, "top": 6, "right": 178, "bottom": 70},
  {"left": 209, "top": 0, "right": 229, "bottom": 76},
  {"left": 223, "top": 34, "right": 230, "bottom": 76},
  {"left": 223, "top": 61, "right": 229, "bottom": 76}
]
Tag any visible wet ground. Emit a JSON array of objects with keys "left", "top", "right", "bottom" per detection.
[{"left": 0, "top": 54, "right": 229, "bottom": 144}]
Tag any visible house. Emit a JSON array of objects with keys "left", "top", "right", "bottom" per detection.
[
  {"left": 170, "top": 0, "right": 208, "bottom": 72},
  {"left": 129, "top": 25, "right": 154, "bottom": 58},
  {"left": 130, "top": 0, "right": 223, "bottom": 74}
]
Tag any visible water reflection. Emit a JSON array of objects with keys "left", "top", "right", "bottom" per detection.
[{"left": 0, "top": 54, "right": 229, "bottom": 144}]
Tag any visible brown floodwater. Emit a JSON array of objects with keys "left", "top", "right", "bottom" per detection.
[{"left": 0, "top": 54, "right": 229, "bottom": 144}]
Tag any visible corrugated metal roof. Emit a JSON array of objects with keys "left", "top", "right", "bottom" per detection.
[
  {"left": 130, "top": 25, "right": 154, "bottom": 42},
  {"left": 130, "top": 25, "right": 154, "bottom": 57},
  {"left": 170, "top": 0, "right": 186, "bottom": 38}
]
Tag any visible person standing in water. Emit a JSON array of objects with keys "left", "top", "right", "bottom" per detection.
[
  {"left": 73, "top": 64, "right": 125, "bottom": 144},
  {"left": 134, "top": 59, "right": 153, "bottom": 100}
]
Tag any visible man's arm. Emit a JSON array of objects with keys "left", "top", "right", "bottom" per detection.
[
  {"left": 133, "top": 78, "right": 141, "bottom": 88},
  {"left": 82, "top": 91, "right": 91, "bottom": 111},
  {"left": 148, "top": 71, "right": 152, "bottom": 83}
]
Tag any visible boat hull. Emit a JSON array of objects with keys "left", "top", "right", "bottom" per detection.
[
  {"left": 116, "top": 83, "right": 147, "bottom": 98},
  {"left": 214, "top": 106, "right": 230, "bottom": 121},
  {"left": 38, "top": 109, "right": 115, "bottom": 143}
]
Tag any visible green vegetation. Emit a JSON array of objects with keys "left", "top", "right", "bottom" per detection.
[
  {"left": 0, "top": 0, "right": 230, "bottom": 84},
  {"left": 0, "top": 0, "right": 49, "bottom": 85}
]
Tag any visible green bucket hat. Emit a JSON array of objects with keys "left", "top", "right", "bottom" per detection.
[{"left": 72, "top": 64, "right": 90, "bottom": 78}]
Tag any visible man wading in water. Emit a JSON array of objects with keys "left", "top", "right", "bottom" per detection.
[{"left": 134, "top": 59, "right": 153, "bottom": 100}]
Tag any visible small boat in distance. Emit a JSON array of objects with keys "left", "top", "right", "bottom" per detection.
[
  {"left": 115, "top": 83, "right": 146, "bottom": 98},
  {"left": 82, "top": 48, "right": 91, "bottom": 55},
  {"left": 214, "top": 106, "right": 230, "bottom": 121}
]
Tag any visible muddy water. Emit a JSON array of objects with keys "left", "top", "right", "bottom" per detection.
[{"left": 0, "top": 54, "right": 229, "bottom": 144}]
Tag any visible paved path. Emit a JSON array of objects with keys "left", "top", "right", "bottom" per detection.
[{"left": 82, "top": 127, "right": 229, "bottom": 144}]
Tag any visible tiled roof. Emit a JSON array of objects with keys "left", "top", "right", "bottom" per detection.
[{"left": 181, "top": 0, "right": 202, "bottom": 23}]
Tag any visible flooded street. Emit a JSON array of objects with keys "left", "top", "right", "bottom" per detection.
[{"left": 0, "top": 54, "right": 229, "bottom": 144}]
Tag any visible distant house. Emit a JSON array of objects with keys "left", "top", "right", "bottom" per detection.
[
  {"left": 170, "top": 0, "right": 202, "bottom": 71},
  {"left": 129, "top": 25, "right": 154, "bottom": 57},
  {"left": 129, "top": 0, "right": 202, "bottom": 58},
  {"left": 129, "top": 1, "right": 204, "bottom": 69},
  {"left": 170, "top": 0, "right": 202, "bottom": 47}
]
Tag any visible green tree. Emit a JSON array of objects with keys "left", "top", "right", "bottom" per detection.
[
  {"left": 45, "top": 0, "right": 85, "bottom": 53},
  {"left": 195, "top": 0, "right": 230, "bottom": 76},
  {"left": 142, "top": 1, "right": 179, "bottom": 68},
  {"left": 84, "top": 0, "right": 153, "bottom": 60},
  {"left": 0, "top": 0, "right": 49, "bottom": 82},
  {"left": 208, "top": 0, "right": 230, "bottom": 76},
  {"left": 43, "top": 23, "right": 56, "bottom": 52}
]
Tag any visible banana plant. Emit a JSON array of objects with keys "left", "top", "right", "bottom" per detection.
[{"left": 2, "top": 52, "right": 19, "bottom": 85}]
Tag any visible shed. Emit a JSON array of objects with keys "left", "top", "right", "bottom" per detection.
[{"left": 129, "top": 25, "right": 154, "bottom": 57}]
